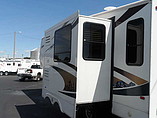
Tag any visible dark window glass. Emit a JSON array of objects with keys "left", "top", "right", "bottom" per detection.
[
  {"left": 83, "top": 22, "right": 105, "bottom": 60},
  {"left": 126, "top": 18, "right": 144, "bottom": 66},
  {"left": 7, "top": 63, "right": 11, "bottom": 66},
  {"left": 31, "top": 65, "right": 41, "bottom": 69},
  {"left": 18, "top": 64, "right": 21, "bottom": 66},
  {"left": 54, "top": 25, "right": 71, "bottom": 62}
]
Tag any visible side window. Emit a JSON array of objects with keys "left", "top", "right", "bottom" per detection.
[
  {"left": 18, "top": 64, "right": 21, "bottom": 66},
  {"left": 7, "top": 63, "right": 11, "bottom": 66},
  {"left": 126, "top": 18, "right": 144, "bottom": 66},
  {"left": 54, "top": 24, "right": 72, "bottom": 62},
  {"left": 83, "top": 22, "right": 105, "bottom": 60}
]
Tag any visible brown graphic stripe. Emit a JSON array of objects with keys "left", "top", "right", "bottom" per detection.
[
  {"left": 113, "top": 83, "right": 149, "bottom": 96},
  {"left": 113, "top": 77, "right": 121, "bottom": 84},
  {"left": 62, "top": 62, "right": 77, "bottom": 71},
  {"left": 52, "top": 66, "right": 76, "bottom": 92},
  {"left": 115, "top": 3, "right": 147, "bottom": 27},
  {"left": 114, "top": 67, "right": 148, "bottom": 85},
  {"left": 72, "top": 18, "right": 79, "bottom": 29},
  {"left": 59, "top": 91, "right": 76, "bottom": 98}
]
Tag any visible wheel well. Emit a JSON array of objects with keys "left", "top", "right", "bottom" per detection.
[
  {"left": 45, "top": 97, "right": 52, "bottom": 104},
  {"left": 45, "top": 95, "right": 63, "bottom": 112},
  {"left": 37, "top": 72, "right": 41, "bottom": 75}
]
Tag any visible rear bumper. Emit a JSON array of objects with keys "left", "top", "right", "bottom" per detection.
[{"left": 17, "top": 73, "right": 32, "bottom": 78}]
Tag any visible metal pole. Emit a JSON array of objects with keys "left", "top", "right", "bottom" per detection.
[{"left": 13, "top": 32, "right": 16, "bottom": 60}]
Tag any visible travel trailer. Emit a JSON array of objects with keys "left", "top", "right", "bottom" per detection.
[
  {"left": 40, "top": 0, "right": 157, "bottom": 118},
  {"left": 0, "top": 59, "right": 40, "bottom": 76},
  {"left": 0, "top": 60, "right": 22, "bottom": 75}
]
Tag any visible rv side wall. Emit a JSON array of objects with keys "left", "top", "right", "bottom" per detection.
[
  {"left": 93, "top": 1, "right": 151, "bottom": 118},
  {"left": 149, "top": 0, "right": 157, "bottom": 118},
  {"left": 41, "top": 13, "right": 79, "bottom": 118}
]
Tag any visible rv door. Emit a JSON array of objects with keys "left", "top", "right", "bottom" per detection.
[{"left": 77, "top": 16, "right": 112, "bottom": 104}]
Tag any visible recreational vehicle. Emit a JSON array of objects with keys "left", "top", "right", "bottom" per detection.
[
  {"left": 0, "top": 60, "right": 22, "bottom": 75},
  {"left": 0, "top": 59, "right": 40, "bottom": 76},
  {"left": 40, "top": 0, "right": 157, "bottom": 118}
]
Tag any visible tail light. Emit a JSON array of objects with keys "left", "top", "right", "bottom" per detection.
[
  {"left": 140, "top": 96, "right": 145, "bottom": 100},
  {"left": 26, "top": 69, "right": 33, "bottom": 73}
]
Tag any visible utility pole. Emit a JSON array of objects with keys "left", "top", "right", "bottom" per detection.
[
  {"left": 13, "top": 31, "right": 21, "bottom": 60},
  {"left": 13, "top": 32, "right": 16, "bottom": 60}
]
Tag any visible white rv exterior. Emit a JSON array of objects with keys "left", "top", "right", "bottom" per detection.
[
  {"left": 17, "top": 59, "right": 40, "bottom": 75},
  {"left": 41, "top": 12, "right": 112, "bottom": 118},
  {"left": 40, "top": 0, "right": 157, "bottom": 118},
  {"left": 0, "top": 59, "right": 40, "bottom": 76},
  {"left": 0, "top": 60, "right": 22, "bottom": 75}
]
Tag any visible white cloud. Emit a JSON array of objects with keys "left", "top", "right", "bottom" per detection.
[
  {"left": 0, "top": 51, "right": 5, "bottom": 54},
  {"left": 25, "top": 50, "right": 30, "bottom": 52}
]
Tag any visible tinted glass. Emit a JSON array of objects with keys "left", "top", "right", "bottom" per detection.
[
  {"left": 54, "top": 25, "right": 71, "bottom": 62},
  {"left": 83, "top": 22, "right": 105, "bottom": 60},
  {"left": 126, "top": 18, "right": 144, "bottom": 66}
]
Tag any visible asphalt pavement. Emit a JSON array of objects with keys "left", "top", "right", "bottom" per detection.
[
  {"left": 0, "top": 75, "right": 69, "bottom": 118},
  {"left": 0, "top": 75, "right": 120, "bottom": 118}
]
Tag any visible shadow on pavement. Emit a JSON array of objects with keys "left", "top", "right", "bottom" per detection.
[{"left": 15, "top": 89, "right": 69, "bottom": 118}]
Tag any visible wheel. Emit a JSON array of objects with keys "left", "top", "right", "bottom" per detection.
[
  {"left": 19, "top": 77, "right": 25, "bottom": 81},
  {"left": 76, "top": 104, "right": 96, "bottom": 118},
  {"left": 54, "top": 102, "right": 61, "bottom": 112},
  {"left": 36, "top": 72, "right": 41, "bottom": 81},
  {"left": 4, "top": 71, "right": 8, "bottom": 76},
  {"left": 85, "top": 105, "right": 95, "bottom": 118},
  {"left": 0, "top": 71, "right": 3, "bottom": 76}
]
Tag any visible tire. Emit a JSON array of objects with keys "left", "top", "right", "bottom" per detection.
[
  {"left": 54, "top": 102, "right": 61, "bottom": 112},
  {"left": 0, "top": 71, "right": 3, "bottom": 76},
  {"left": 19, "top": 77, "right": 25, "bottom": 81},
  {"left": 85, "top": 105, "right": 95, "bottom": 118},
  {"left": 36, "top": 72, "right": 41, "bottom": 81},
  {"left": 44, "top": 97, "right": 52, "bottom": 107},
  {"left": 4, "top": 71, "right": 8, "bottom": 76},
  {"left": 77, "top": 104, "right": 96, "bottom": 118}
]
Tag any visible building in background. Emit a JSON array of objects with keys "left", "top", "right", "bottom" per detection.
[{"left": 30, "top": 48, "right": 40, "bottom": 60}]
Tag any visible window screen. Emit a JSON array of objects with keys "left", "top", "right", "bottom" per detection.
[
  {"left": 126, "top": 18, "right": 144, "bottom": 66},
  {"left": 54, "top": 24, "right": 72, "bottom": 62},
  {"left": 83, "top": 22, "right": 105, "bottom": 60}
]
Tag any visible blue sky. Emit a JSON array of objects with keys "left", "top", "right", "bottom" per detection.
[{"left": 0, "top": 0, "right": 138, "bottom": 58}]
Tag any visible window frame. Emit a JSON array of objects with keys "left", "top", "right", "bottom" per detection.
[
  {"left": 54, "top": 24, "right": 72, "bottom": 62},
  {"left": 126, "top": 18, "right": 144, "bottom": 66},
  {"left": 83, "top": 22, "right": 106, "bottom": 61}
]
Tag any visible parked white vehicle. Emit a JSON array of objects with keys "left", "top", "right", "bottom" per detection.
[
  {"left": 18, "top": 64, "right": 43, "bottom": 81},
  {"left": 0, "top": 59, "right": 40, "bottom": 76},
  {"left": 41, "top": 0, "right": 157, "bottom": 118},
  {"left": 17, "top": 60, "right": 40, "bottom": 75}
]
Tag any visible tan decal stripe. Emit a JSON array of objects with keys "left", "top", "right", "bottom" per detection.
[
  {"left": 113, "top": 77, "right": 121, "bottom": 84},
  {"left": 113, "top": 76, "right": 136, "bottom": 88},
  {"left": 52, "top": 66, "right": 76, "bottom": 92},
  {"left": 113, "top": 83, "right": 149, "bottom": 96},
  {"left": 114, "top": 67, "right": 148, "bottom": 85}
]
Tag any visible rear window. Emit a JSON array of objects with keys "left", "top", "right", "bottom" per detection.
[{"left": 31, "top": 65, "right": 41, "bottom": 69}]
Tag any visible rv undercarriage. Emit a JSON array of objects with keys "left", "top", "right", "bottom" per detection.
[{"left": 76, "top": 101, "right": 113, "bottom": 118}]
